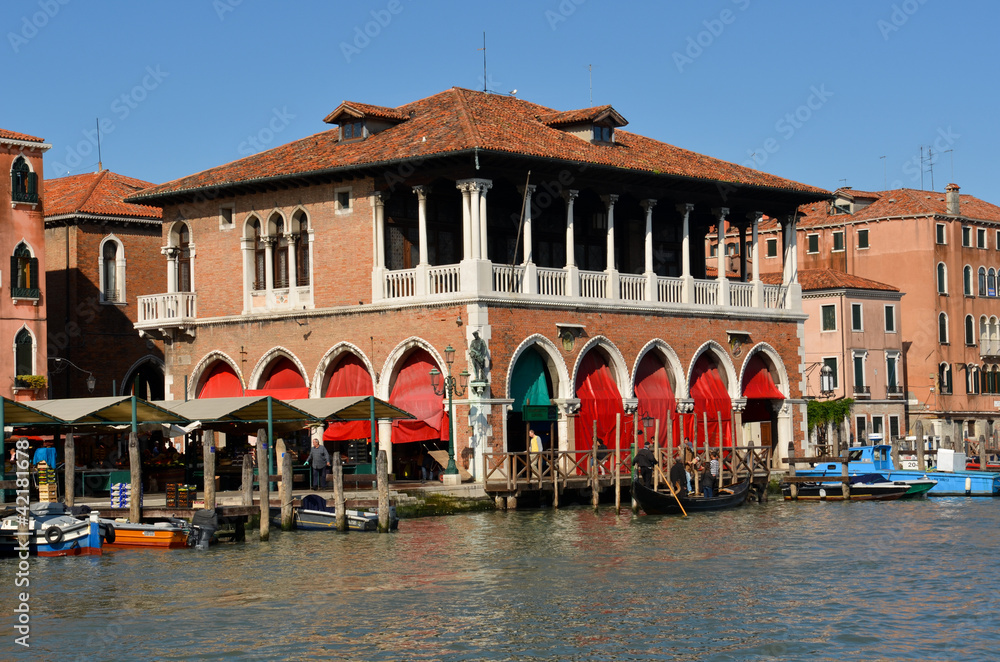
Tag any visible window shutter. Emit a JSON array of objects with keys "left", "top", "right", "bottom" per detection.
[
  {"left": 28, "top": 257, "right": 38, "bottom": 291},
  {"left": 9, "top": 255, "right": 17, "bottom": 293},
  {"left": 27, "top": 172, "right": 37, "bottom": 199}
]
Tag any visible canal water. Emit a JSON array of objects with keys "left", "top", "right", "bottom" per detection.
[{"left": 5, "top": 497, "right": 1000, "bottom": 661}]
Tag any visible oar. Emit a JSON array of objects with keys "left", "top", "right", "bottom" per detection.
[{"left": 655, "top": 464, "right": 688, "bottom": 517}]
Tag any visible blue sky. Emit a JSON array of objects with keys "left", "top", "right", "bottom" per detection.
[{"left": 4, "top": 0, "right": 996, "bottom": 201}]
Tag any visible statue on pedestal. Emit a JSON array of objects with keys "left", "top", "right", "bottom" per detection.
[{"left": 469, "top": 331, "right": 490, "bottom": 384}]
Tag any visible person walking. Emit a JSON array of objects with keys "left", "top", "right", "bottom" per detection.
[
  {"left": 307, "top": 439, "right": 331, "bottom": 490},
  {"left": 632, "top": 441, "right": 656, "bottom": 487},
  {"left": 528, "top": 429, "right": 543, "bottom": 478}
]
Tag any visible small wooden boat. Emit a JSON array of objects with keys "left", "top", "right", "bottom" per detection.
[
  {"left": 100, "top": 519, "right": 190, "bottom": 549},
  {"left": 632, "top": 478, "right": 751, "bottom": 515},
  {"left": 270, "top": 494, "right": 399, "bottom": 531},
  {"left": 0, "top": 503, "right": 108, "bottom": 557},
  {"left": 782, "top": 475, "right": 909, "bottom": 501}
]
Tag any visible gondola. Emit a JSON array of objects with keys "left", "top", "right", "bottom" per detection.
[{"left": 631, "top": 477, "right": 751, "bottom": 515}]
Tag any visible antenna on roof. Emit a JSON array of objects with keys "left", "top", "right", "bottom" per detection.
[
  {"left": 588, "top": 64, "right": 593, "bottom": 104},
  {"left": 96, "top": 117, "right": 103, "bottom": 172},
  {"left": 478, "top": 32, "right": 487, "bottom": 93},
  {"left": 927, "top": 147, "right": 935, "bottom": 191},
  {"left": 880, "top": 155, "right": 886, "bottom": 190},
  {"left": 919, "top": 146, "right": 924, "bottom": 190},
  {"left": 944, "top": 148, "right": 954, "bottom": 181}
]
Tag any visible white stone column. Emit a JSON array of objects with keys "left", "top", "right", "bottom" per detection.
[
  {"left": 641, "top": 198, "right": 657, "bottom": 302},
  {"left": 373, "top": 191, "right": 387, "bottom": 269},
  {"left": 240, "top": 238, "right": 253, "bottom": 313},
  {"left": 748, "top": 212, "right": 763, "bottom": 307},
  {"left": 287, "top": 232, "right": 299, "bottom": 307},
  {"left": 413, "top": 185, "right": 430, "bottom": 266},
  {"left": 602, "top": 194, "right": 619, "bottom": 301},
  {"left": 786, "top": 214, "right": 801, "bottom": 310},
  {"left": 522, "top": 185, "right": 537, "bottom": 294},
  {"left": 564, "top": 190, "right": 580, "bottom": 298},
  {"left": 457, "top": 182, "right": 472, "bottom": 261},
  {"left": 263, "top": 237, "right": 275, "bottom": 306},
  {"left": 469, "top": 184, "right": 482, "bottom": 259},
  {"left": 478, "top": 180, "right": 491, "bottom": 260},
  {"left": 163, "top": 246, "right": 178, "bottom": 294},
  {"left": 712, "top": 207, "right": 730, "bottom": 306},
  {"left": 677, "top": 203, "right": 694, "bottom": 303}
]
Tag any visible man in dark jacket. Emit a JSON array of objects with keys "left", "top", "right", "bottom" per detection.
[
  {"left": 668, "top": 454, "right": 688, "bottom": 497},
  {"left": 632, "top": 441, "right": 656, "bottom": 487},
  {"left": 307, "top": 439, "right": 331, "bottom": 490}
]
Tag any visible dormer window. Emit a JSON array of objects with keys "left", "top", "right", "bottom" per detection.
[
  {"left": 341, "top": 120, "right": 365, "bottom": 141},
  {"left": 593, "top": 125, "right": 614, "bottom": 143}
]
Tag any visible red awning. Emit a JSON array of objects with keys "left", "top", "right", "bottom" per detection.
[
  {"left": 685, "top": 356, "right": 733, "bottom": 447},
  {"left": 635, "top": 353, "right": 680, "bottom": 448},
  {"left": 246, "top": 357, "right": 309, "bottom": 399},
  {"left": 574, "top": 351, "right": 626, "bottom": 450},
  {"left": 323, "top": 354, "right": 374, "bottom": 442},
  {"left": 389, "top": 349, "right": 448, "bottom": 444},
  {"left": 196, "top": 362, "right": 243, "bottom": 398},
  {"left": 742, "top": 355, "right": 784, "bottom": 423}
]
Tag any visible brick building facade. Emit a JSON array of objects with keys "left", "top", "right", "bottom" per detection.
[
  {"left": 1, "top": 129, "right": 49, "bottom": 402},
  {"left": 43, "top": 169, "right": 165, "bottom": 399},
  {"left": 129, "top": 88, "right": 830, "bottom": 479}
]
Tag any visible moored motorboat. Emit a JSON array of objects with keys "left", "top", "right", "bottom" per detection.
[
  {"left": 782, "top": 474, "right": 910, "bottom": 501},
  {"left": 631, "top": 478, "right": 751, "bottom": 515},
  {"left": 0, "top": 503, "right": 109, "bottom": 557},
  {"left": 270, "top": 494, "right": 399, "bottom": 531},
  {"left": 101, "top": 519, "right": 190, "bottom": 549}
]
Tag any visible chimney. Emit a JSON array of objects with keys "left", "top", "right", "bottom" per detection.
[{"left": 946, "top": 183, "right": 960, "bottom": 216}]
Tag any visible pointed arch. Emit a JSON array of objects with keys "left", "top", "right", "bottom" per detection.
[
  {"left": 632, "top": 340, "right": 684, "bottom": 448},
  {"left": 506, "top": 334, "right": 570, "bottom": 402},
  {"left": 685, "top": 342, "right": 737, "bottom": 448},
  {"left": 99, "top": 234, "right": 126, "bottom": 303},
  {"left": 570, "top": 336, "right": 630, "bottom": 395},
  {"left": 121, "top": 355, "right": 165, "bottom": 400},
  {"left": 380, "top": 338, "right": 449, "bottom": 444},
  {"left": 738, "top": 342, "right": 789, "bottom": 398},
  {"left": 573, "top": 338, "right": 629, "bottom": 451},
  {"left": 191, "top": 351, "right": 244, "bottom": 399},
  {"left": 247, "top": 347, "right": 309, "bottom": 397}
]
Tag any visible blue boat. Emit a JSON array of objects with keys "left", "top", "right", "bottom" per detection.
[
  {"left": 0, "top": 503, "right": 109, "bottom": 557},
  {"left": 795, "top": 445, "right": 1000, "bottom": 496}
]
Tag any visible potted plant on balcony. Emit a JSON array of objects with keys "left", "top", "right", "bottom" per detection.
[{"left": 14, "top": 374, "right": 47, "bottom": 401}]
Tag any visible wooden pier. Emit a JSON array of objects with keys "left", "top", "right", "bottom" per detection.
[{"left": 482, "top": 444, "right": 772, "bottom": 509}]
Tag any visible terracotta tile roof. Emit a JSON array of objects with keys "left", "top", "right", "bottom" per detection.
[
  {"left": 0, "top": 128, "right": 44, "bottom": 143},
  {"left": 836, "top": 188, "right": 880, "bottom": 200},
  {"left": 536, "top": 104, "right": 627, "bottom": 127},
  {"left": 45, "top": 170, "right": 162, "bottom": 220},
  {"left": 132, "top": 87, "right": 829, "bottom": 202},
  {"left": 760, "top": 268, "right": 899, "bottom": 292},
  {"left": 323, "top": 101, "right": 409, "bottom": 124}
]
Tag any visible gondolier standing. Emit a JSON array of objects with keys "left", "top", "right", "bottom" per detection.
[
  {"left": 307, "top": 439, "right": 331, "bottom": 490},
  {"left": 632, "top": 441, "right": 656, "bottom": 487}
]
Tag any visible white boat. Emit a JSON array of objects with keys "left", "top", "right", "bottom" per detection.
[{"left": 0, "top": 503, "right": 111, "bottom": 557}]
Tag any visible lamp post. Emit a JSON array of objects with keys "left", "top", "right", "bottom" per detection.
[
  {"left": 641, "top": 412, "right": 655, "bottom": 441},
  {"left": 49, "top": 357, "right": 96, "bottom": 394},
  {"left": 820, "top": 364, "right": 834, "bottom": 397},
  {"left": 430, "top": 345, "right": 468, "bottom": 476}
]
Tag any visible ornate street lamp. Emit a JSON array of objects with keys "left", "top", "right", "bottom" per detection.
[
  {"left": 820, "top": 364, "right": 835, "bottom": 397},
  {"left": 430, "top": 345, "right": 469, "bottom": 476},
  {"left": 49, "top": 357, "right": 96, "bottom": 394},
  {"left": 641, "top": 412, "right": 656, "bottom": 441}
]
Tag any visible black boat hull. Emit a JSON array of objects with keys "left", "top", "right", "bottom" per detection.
[{"left": 632, "top": 478, "right": 751, "bottom": 515}]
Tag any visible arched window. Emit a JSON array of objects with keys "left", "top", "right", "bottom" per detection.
[
  {"left": 966, "top": 315, "right": 975, "bottom": 345},
  {"left": 964, "top": 265, "right": 973, "bottom": 295},
  {"left": 939, "top": 312, "right": 949, "bottom": 344},
  {"left": 967, "top": 365, "right": 978, "bottom": 394},
  {"left": 248, "top": 217, "right": 265, "bottom": 291},
  {"left": 10, "top": 242, "right": 39, "bottom": 299},
  {"left": 14, "top": 328, "right": 34, "bottom": 384},
  {"left": 271, "top": 214, "right": 288, "bottom": 289},
  {"left": 939, "top": 362, "right": 952, "bottom": 395},
  {"left": 10, "top": 156, "right": 37, "bottom": 204},
  {"left": 937, "top": 263, "right": 947, "bottom": 294},
  {"left": 979, "top": 267, "right": 987, "bottom": 296},
  {"left": 989, "top": 268, "right": 997, "bottom": 296},
  {"left": 176, "top": 223, "right": 192, "bottom": 292},
  {"left": 294, "top": 211, "right": 310, "bottom": 286},
  {"left": 100, "top": 237, "right": 125, "bottom": 302}
]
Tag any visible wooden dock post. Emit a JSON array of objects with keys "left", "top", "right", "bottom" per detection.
[
  {"left": 890, "top": 437, "right": 900, "bottom": 475},
  {"left": 203, "top": 430, "right": 217, "bottom": 510},
  {"left": 552, "top": 443, "right": 559, "bottom": 510},
  {"left": 278, "top": 438, "right": 294, "bottom": 531},
  {"left": 591, "top": 420, "right": 599, "bottom": 510},
  {"left": 632, "top": 411, "right": 639, "bottom": 514},
  {"left": 666, "top": 412, "right": 674, "bottom": 483},
  {"left": 377, "top": 449, "right": 390, "bottom": 533},
  {"left": 915, "top": 420, "right": 926, "bottom": 471},
  {"left": 64, "top": 432, "right": 75, "bottom": 508},
  {"left": 241, "top": 451, "right": 253, "bottom": 506},
  {"left": 128, "top": 430, "right": 141, "bottom": 523},
  {"left": 332, "top": 452, "right": 346, "bottom": 531},
  {"left": 257, "top": 428, "right": 270, "bottom": 542},
  {"left": 653, "top": 419, "right": 661, "bottom": 490},
  {"left": 614, "top": 413, "right": 621, "bottom": 515},
  {"left": 841, "top": 452, "right": 851, "bottom": 500},
  {"left": 787, "top": 441, "right": 798, "bottom": 500}
]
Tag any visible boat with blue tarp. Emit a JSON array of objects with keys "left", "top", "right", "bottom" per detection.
[{"left": 795, "top": 445, "right": 1000, "bottom": 496}]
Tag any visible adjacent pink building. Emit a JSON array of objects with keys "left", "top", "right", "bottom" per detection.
[
  {"left": 759, "top": 185, "right": 1000, "bottom": 445},
  {"left": 1, "top": 129, "right": 50, "bottom": 401}
]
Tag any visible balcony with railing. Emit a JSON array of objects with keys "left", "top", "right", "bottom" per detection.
[
  {"left": 980, "top": 337, "right": 1000, "bottom": 358},
  {"left": 135, "top": 292, "right": 197, "bottom": 337},
  {"left": 853, "top": 384, "right": 871, "bottom": 398},
  {"left": 377, "top": 260, "right": 801, "bottom": 314},
  {"left": 886, "top": 384, "right": 904, "bottom": 398}
]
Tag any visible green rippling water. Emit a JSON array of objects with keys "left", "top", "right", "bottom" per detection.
[{"left": 5, "top": 497, "right": 1000, "bottom": 661}]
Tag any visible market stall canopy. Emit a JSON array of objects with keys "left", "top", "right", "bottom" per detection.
[
  {"left": 29, "top": 396, "right": 192, "bottom": 427},
  {"left": 285, "top": 396, "right": 414, "bottom": 421},
  {"left": 154, "top": 396, "right": 321, "bottom": 429},
  {"left": 1, "top": 397, "right": 65, "bottom": 427}
]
